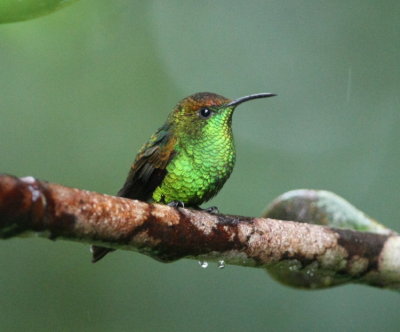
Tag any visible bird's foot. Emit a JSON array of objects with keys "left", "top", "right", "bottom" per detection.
[
  {"left": 202, "top": 206, "right": 220, "bottom": 214},
  {"left": 167, "top": 202, "right": 219, "bottom": 214},
  {"left": 168, "top": 201, "right": 185, "bottom": 208}
]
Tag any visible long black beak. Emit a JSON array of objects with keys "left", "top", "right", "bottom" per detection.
[{"left": 226, "top": 92, "right": 276, "bottom": 108}]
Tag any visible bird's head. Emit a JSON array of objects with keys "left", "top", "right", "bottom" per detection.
[{"left": 169, "top": 92, "right": 276, "bottom": 140}]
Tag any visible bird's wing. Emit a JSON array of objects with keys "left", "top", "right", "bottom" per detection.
[
  {"left": 91, "top": 126, "right": 177, "bottom": 263},
  {"left": 117, "top": 125, "right": 177, "bottom": 201}
]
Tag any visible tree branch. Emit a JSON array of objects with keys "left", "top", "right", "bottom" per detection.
[{"left": 1, "top": 174, "right": 399, "bottom": 290}]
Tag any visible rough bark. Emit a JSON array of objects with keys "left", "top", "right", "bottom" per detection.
[{"left": 1, "top": 174, "right": 399, "bottom": 290}]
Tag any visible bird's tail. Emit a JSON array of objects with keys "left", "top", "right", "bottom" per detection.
[{"left": 90, "top": 245, "right": 115, "bottom": 263}]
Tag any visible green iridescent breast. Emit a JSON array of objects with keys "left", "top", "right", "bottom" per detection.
[{"left": 152, "top": 110, "right": 236, "bottom": 205}]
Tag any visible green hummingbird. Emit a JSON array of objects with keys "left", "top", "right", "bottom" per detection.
[{"left": 91, "top": 91, "right": 276, "bottom": 262}]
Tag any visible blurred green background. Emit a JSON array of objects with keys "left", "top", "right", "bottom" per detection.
[{"left": 1, "top": 1, "right": 399, "bottom": 331}]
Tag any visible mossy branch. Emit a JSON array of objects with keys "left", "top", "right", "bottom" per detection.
[{"left": 0, "top": 174, "right": 399, "bottom": 291}]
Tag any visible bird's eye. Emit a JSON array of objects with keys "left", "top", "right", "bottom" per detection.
[{"left": 199, "top": 108, "right": 212, "bottom": 119}]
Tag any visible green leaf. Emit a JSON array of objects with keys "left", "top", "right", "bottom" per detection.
[{"left": 0, "top": 0, "right": 79, "bottom": 23}]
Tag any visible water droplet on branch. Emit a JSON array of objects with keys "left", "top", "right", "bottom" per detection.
[{"left": 198, "top": 261, "right": 208, "bottom": 268}]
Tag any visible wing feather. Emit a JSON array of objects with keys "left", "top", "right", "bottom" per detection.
[
  {"left": 117, "top": 125, "right": 176, "bottom": 201},
  {"left": 91, "top": 125, "right": 176, "bottom": 263}
]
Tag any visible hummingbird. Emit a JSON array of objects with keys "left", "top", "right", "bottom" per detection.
[{"left": 91, "top": 91, "right": 276, "bottom": 262}]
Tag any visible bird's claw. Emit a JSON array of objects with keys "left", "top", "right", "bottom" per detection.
[
  {"left": 168, "top": 201, "right": 185, "bottom": 208},
  {"left": 167, "top": 202, "right": 219, "bottom": 214},
  {"left": 204, "top": 206, "right": 219, "bottom": 214}
]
